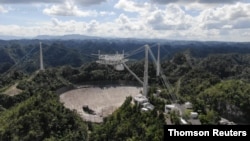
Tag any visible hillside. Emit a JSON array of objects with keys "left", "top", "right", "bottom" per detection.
[
  {"left": 0, "top": 39, "right": 250, "bottom": 74},
  {"left": 0, "top": 92, "right": 88, "bottom": 141},
  {"left": 0, "top": 39, "right": 250, "bottom": 140}
]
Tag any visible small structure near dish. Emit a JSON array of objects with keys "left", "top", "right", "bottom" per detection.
[
  {"left": 142, "top": 102, "right": 155, "bottom": 111},
  {"left": 190, "top": 112, "right": 198, "bottom": 119},
  {"left": 184, "top": 102, "right": 193, "bottom": 109},
  {"left": 133, "top": 94, "right": 148, "bottom": 105},
  {"left": 133, "top": 94, "right": 155, "bottom": 111},
  {"left": 165, "top": 104, "right": 179, "bottom": 114},
  {"left": 141, "top": 107, "right": 149, "bottom": 112}
]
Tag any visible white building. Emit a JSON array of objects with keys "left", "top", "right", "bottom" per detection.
[
  {"left": 133, "top": 94, "right": 148, "bottom": 105},
  {"left": 184, "top": 102, "right": 193, "bottom": 109},
  {"left": 190, "top": 112, "right": 198, "bottom": 119},
  {"left": 141, "top": 107, "right": 149, "bottom": 112},
  {"left": 142, "top": 102, "right": 155, "bottom": 111},
  {"left": 165, "top": 104, "right": 179, "bottom": 113}
]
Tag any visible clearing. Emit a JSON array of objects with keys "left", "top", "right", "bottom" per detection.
[{"left": 3, "top": 83, "right": 22, "bottom": 96}]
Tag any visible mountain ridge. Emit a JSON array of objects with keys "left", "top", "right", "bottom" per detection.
[{"left": 1, "top": 34, "right": 249, "bottom": 43}]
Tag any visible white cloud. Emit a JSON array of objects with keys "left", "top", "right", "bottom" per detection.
[
  {"left": 115, "top": 14, "right": 145, "bottom": 31},
  {"left": 116, "top": 14, "right": 130, "bottom": 24},
  {"left": 52, "top": 18, "right": 60, "bottom": 26},
  {"left": 151, "top": 0, "right": 187, "bottom": 5},
  {"left": 0, "top": 24, "right": 21, "bottom": 35},
  {"left": 43, "top": 1, "right": 97, "bottom": 17},
  {"left": 114, "top": 0, "right": 151, "bottom": 13},
  {"left": 1, "top": 0, "right": 250, "bottom": 42},
  {"left": 86, "top": 20, "right": 99, "bottom": 32},
  {"left": 99, "top": 11, "right": 115, "bottom": 16},
  {"left": 0, "top": 5, "right": 8, "bottom": 13},
  {"left": 233, "top": 18, "right": 250, "bottom": 29},
  {"left": 0, "top": 0, "right": 107, "bottom": 6},
  {"left": 74, "top": 0, "right": 107, "bottom": 6},
  {"left": 0, "top": 18, "right": 85, "bottom": 36},
  {"left": 242, "top": 31, "right": 250, "bottom": 36},
  {"left": 49, "top": 18, "right": 89, "bottom": 33},
  {"left": 199, "top": 3, "right": 250, "bottom": 29},
  {"left": 146, "top": 4, "right": 194, "bottom": 30},
  {"left": 222, "top": 25, "right": 233, "bottom": 29},
  {"left": 0, "top": 0, "right": 62, "bottom": 4},
  {"left": 184, "top": 3, "right": 210, "bottom": 11},
  {"left": 199, "top": 0, "right": 241, "bottom": 4},
  {"left": 43, "top": 1, "right": 113, "bottom": 17},
  {"left": 0, "top": 16, "right": 250, "bottom": 42},
  {"left": 150, "top": 0, "right": 242, "bottom": 4}
]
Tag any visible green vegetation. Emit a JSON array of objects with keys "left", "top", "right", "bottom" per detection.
[
  {"left": 0, "top": 68, "right": 88, "bottom": 140},
  {"left": 89, "top": 97, "right": 165, "bottom": 141},
  {"left": 0, "top": 39, "right": 250, "bottom": 140},
  {"left": 198, "top": 80, "right": 250, "bottom": 123},
  {"left": 0, "top": 92, "right": 88, "bottom": 141},
  {"left": 198, "top": 110, "right": 220, "bottom": 125}
]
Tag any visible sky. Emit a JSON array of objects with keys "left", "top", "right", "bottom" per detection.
[{"left": 0, "top": 0, "right": 250, "bottom": 42}]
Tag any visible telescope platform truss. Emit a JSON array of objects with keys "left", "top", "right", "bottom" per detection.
[{"left": 96, "top": 53, "right": 128, "bottom": 71}]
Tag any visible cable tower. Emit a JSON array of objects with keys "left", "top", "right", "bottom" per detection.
[{"left": 40, "top": 42, "right": 44, "bottom": 71}]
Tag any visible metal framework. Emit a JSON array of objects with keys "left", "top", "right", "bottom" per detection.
[
  {"left": 143, "top": 45, "right": 149, "bottom": 97},
  {"left": 40, "top": 42, "right": 44, "bottom": 71},
  {"left": 96, "top": 50, "right": 128, "bottom": 71},
  {"left": 95, "top": 44, "right": 161, "bottom": 97}
]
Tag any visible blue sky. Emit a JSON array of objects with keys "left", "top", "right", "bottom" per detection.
[{"left": 0, "top": 0, "right": 250, "bottom": 41}]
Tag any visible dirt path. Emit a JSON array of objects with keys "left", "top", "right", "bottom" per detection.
[
  {"left": 3, "top": 83, "right": 22, "bottom": 96},
  {"left": 3, "top": 71, "right": 39, "bottom": 96},
  {"left": 60, "top": 85, "right": 142, "bottom": 123}
]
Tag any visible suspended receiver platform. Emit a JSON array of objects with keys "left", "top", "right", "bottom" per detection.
[{"left": 96, "top": 51, "right": 128, "bottom": 71}]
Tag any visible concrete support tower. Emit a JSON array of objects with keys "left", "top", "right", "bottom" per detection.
[
  {"left": 143, "top": 45, "right": 149, "bottom": 96},
  {"left": 157, "top": 43, "right": 160, "bottom": 77},
  {"left": 40, "top": 42, "right": 44, "bottom": 71}
]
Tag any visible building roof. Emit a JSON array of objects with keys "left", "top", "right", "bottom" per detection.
[
  {"left": 143, "top": 102, "right": 154, "bottom": 110},
  {"left": 165, "top": 104, "right": 176, "bottom": 109},
  {"left": 133, "top": 94, "right": 148, "bottom": 103}
]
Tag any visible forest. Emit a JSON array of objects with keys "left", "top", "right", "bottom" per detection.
[{"left": 0, "top": 39, "right": 250, "bottom": 140}]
